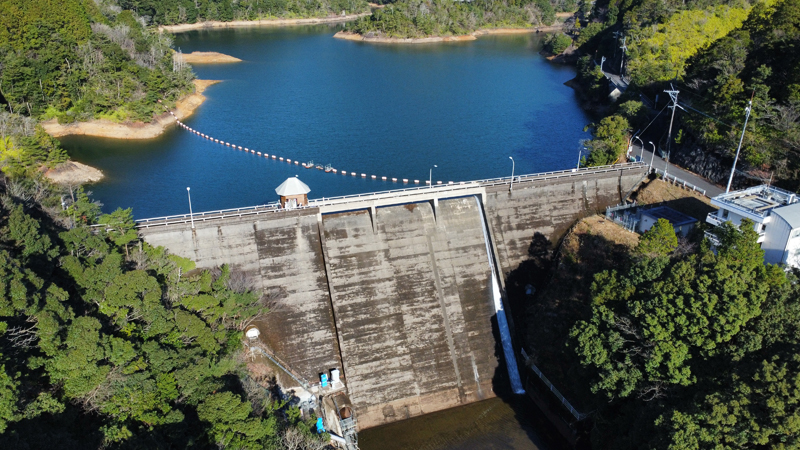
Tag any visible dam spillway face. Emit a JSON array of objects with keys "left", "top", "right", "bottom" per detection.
[
  {"left": 320, "top": 198, "right": 498, "bottom": 428},
  {"left": 138, "top": 165, "right": 648, "bottom": 429}
]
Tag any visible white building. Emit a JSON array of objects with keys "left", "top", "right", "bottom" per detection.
[{"left": 706, "top": 185, "right": 800, "bottom": 268}]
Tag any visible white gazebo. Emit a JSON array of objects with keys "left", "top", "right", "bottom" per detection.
[{"left": 275, "top": 176, "right": 310, "bottom": 209}]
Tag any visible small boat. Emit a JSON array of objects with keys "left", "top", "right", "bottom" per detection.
[
  {"left": 324, "top": 164, "right": 333, "bottom": 173},
  {"left": 302, "top": 160, "right": 314, "bottom": 169},
  {"left": 316, "top": 164, "right": 324, "bottom": 170}
]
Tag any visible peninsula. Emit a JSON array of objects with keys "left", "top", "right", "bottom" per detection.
[
  {"left": 41, "top": 80, "right": 221, "bottom": 140},
  {"left": 178, "top": 51, "right": 242, "bottom": 63}
]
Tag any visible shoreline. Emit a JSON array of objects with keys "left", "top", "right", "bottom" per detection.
[
  {"left": 159, "top": 12, "right": 371, "bottom": 33},
  {"left": 41, "top": 79, "right": 220, "bottom": 140},
  {"left": 178, "top": 51, "right": 242, "bottom": 63},
  {"left": 44, "top": 161, "right": 104, "bottom": 185},
  {"left": 333, "top": 25, "right": 564, "bottom": 44}
]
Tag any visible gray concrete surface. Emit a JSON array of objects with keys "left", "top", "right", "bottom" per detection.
[
  {"left": 139, "top": 210, "right": 342, "bottom": 386},
  {"left": 485, "top": 165, "right": 647, "bottom": 276},
  {"left": 321, "top": 198, "right": 498, "bottom": 428},
  {"left": 138, "top": 165, "right": 648, "bottom": 430}
]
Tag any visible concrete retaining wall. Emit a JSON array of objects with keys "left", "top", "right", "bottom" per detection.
[{"left": 485, "top": 167, "right": 645, "bottom": 276}]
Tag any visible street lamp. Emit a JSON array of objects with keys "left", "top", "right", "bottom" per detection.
[
  {"left": 429, "top": 164, "right": 437, "bottom": 188},
  {"left": 577, "top": 149, "right": 582, "bottom": 169},
  {"left": 634, "top": 136, "right": 644, "bottom": 162},
  {"left": 648, "top": 141, "right": 656, "bottom": 173},
  {"left": 509, "top": 156, "right": 515, "bottom": 192},
  {"left": 187, "top": 187, "right": 195, "bottom": 229}
]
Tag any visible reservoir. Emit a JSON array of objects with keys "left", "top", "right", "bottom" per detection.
[{"left": 61, "top": 24, "right": 590, "bottom": 218}]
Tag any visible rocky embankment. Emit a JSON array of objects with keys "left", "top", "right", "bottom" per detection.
[
  {"left": 41, "top": 79, "right": 221, "bottom": 140},
  {"left": 670, "top": 146, "right": 730, "bottom": 186}
]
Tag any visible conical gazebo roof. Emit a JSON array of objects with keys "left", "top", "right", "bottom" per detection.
[{"left": 275, "top": 176, "right": 310, "bottom": 196}]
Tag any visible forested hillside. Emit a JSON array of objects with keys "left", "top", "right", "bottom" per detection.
[
  {"left": 570, "top": 0, "right": 800, "bottom": 190},
  {"left": 0, "top": 162, "right": 328, "bottom": 448},
  {"left": 346, "top": 0, "right": 572, "bottom": 39},
  {"left": 116, "top": 0, "right": 370, "bottom": 24},
  {"left": 0, "top": 0, "right": 193, "bottom": 124},
  {"left": 521, "top": 213, "right": 800, "bottom": 449}
]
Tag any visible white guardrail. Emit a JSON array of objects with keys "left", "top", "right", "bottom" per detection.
[
  {"left": 136, "top": 163, "right": 646, "bottom": 229},
  {"left": 651, "top": 167, "right": 707, "bottom": 197}
]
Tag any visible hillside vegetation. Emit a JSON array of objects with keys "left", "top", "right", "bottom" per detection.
[
  {"left": 0, "top": 0, "right": 193, "bottom": 124},
  {"left": 346, "top": 0, "right": 571, "bottom": 39},
  {"left": 570, "top": 0, "right": 800, "bottom": 190}
]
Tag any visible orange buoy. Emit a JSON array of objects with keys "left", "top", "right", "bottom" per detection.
[
  {"left": 279, "top": 157, "right": 284, "bottom": 161},
  {"left": 272, "top": 155, "right": 276, "bottom": 159},
  {"left": 392, "top": 178, "right": 397, "bottom": 182},
  {"left": 381, "top": 176, "right": 387, "bottom": 180},
  {"left": 414, "top": 180, "right": 419, "bottom": 184},
  {"left": 371, "top": 175, "right": 376, "bottom": 179},
  {"left": 257, "top": 152, "right": 262, "bottom": 155},
  {"left": 361, "top": 173, "right": 366, "bottom": 178},
  {"left": 238, "top": 146, "right": 242, "bottom": 150},
  {"left": 403, "top": 179, "right": 408, "bottom": 183}
]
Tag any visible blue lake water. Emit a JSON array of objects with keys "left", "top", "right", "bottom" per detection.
[{"left": 62, "top": 24, "right": 589, "bottom": 219}]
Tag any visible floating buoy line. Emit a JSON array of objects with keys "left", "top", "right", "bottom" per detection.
[{"left": 168, "top": 111, "right": 449, "bottom": 186}]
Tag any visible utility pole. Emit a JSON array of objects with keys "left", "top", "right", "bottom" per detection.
[
  {"left": 664, "top": 85, "right": 680, "bottom": 179},
  {"left": 726, "top": 98, "right": 753, "bottom": 193}
]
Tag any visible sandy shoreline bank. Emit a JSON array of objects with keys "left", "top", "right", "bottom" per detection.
[
  {"left": 41, "top": 79, "right": 220, "bottom": 140},
  {"left": 44, "top": 161, "right": 104, "bottom": 185},
  {"left": 333, "top": 25, "right": 564, "bottom": 44},
  {"left": 178, "top": 51, "right": 242, "bottom": 63},
  {"left": 160, "top": 13, "right": 371, "bottom": 33}
]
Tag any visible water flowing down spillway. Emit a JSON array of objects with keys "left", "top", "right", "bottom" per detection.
[{"left": 475, "top": 196, "right": 525, "bottom": 395}]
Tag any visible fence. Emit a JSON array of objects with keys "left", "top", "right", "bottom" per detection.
[
  {"left": 651, "top": 168, "right": 708, "bottom": 197},
  {"left": 605, "top": 202, "right": 640, "bottom": 232},
  {"left": 521, "top": 348, "right": 587, "bottom": 421}
]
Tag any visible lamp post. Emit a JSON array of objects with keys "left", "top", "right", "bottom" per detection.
[
  {"left": 577, "top": 149, "right": 582, "bottom": 169},
  {"left": 648, "top": 141, "right": 656, "bottom": 173},
  {"left": 634, "top": 136, "right": 644, "bottom": 162},
  {"left": 429, "top": 164, "right": 437, "bottom": 188},
  {"left": 726, "top": 99, "right": 753, "bottom": 193},
  {"left": 509, "top": 156, "right": 515, "bottom": 191},
  {"left": 187, "top": 187, "right": 195, "bottom": 229}
]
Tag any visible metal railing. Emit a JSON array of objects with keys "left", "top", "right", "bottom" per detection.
[
  {"left": 136, "top": 163, "right": 647, "bottom": 228},
  {"left": 706, "top": 212, "right": 724, "bottom": 226},
  {"left": 529, "top": 361, "right": 587, "bottom": 421},
  {"left": 651, "top": 168, "right": 708, "bottom": 197}
]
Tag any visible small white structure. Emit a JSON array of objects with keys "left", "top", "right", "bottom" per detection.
[
  {"left": 638, "top": 206, "right": 696, "bottom": 237},
  {"left": 706, "top": 185, "right": 800, "bottom": 268},
  {"left": 245, "top": 327, "right": 260, "bottom": 340},
  {"left": 275, "top": 176, "right": 311, "bottom": 209}
]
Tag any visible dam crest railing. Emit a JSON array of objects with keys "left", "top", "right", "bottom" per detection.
[{"left": 136, "top": 163, "right": 646, "bottom": 228}]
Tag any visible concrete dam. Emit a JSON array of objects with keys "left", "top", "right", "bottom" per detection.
[{"left": 138, "top": 163, "right": 646, "bottom": 429}]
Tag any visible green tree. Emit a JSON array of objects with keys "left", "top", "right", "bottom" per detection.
[
  {"left": 571, "top": 219, "right": 774, "bottom": 400},
  {"left": 636, "top": 218, "right": 678, "bottom": 257}
]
